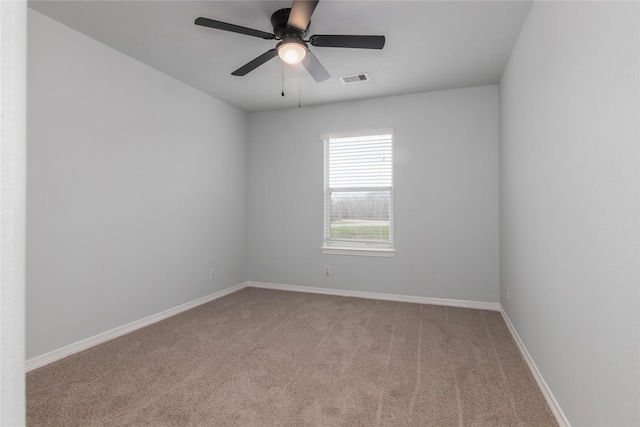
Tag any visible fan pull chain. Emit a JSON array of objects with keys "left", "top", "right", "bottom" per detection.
[
  {"left": 281, "top": 62, "right": 285, "bottom": 97},
  {"left": 298, "top": 70, "right": 301, "bottom": 108}
]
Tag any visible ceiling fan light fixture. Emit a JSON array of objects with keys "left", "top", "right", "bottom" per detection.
[{"left": 277, "top": 41, "right": 307, "bottom": 64}]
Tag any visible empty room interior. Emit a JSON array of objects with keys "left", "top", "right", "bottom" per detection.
[{"left": 1, "top": 0, "right": 638, "bottom": 426}]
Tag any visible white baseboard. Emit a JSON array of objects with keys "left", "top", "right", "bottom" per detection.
[
  {"left": 26, "top": 281, "right": 500, "bottom": 372},
  {"left": 248, "top": 281, "right": 500, "bottom": 311},
  {"left": 500, "top": 306, "right": 570, "bottom": 427},
  {"left": 24, "top": 281, "right": 568, "bottom": 426},
  {"left": 25, "top": 282, "right": 249, "bottom": 372}
]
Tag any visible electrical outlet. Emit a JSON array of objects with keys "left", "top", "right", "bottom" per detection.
[
  {"left": 210, "top": 268, "right": 215, "bottom": 280},
  {"left": 324, "top": 265, "right": 331, "bottom": 276}
]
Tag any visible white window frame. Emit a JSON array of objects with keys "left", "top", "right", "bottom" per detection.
[{"left": 320, "top": 128, "right": 396, "bottom": 257}]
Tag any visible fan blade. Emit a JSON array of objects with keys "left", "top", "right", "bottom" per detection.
[
  {"left": 287, "top": 0, "right": 319, "bottom": 31},
  {"left": 310, "top": 35, "right": 385, "bottom": 49},
  {"left": 301, "top": 50, "right": 330, "bottom": 82},
  {"left": 195, "top": 17, "right": 275, "bottom": 40},
  {"left": 232, "top": 49, "right": 278, "bottom": 76}
]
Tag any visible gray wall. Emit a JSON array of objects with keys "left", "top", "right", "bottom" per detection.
[
  {"left": 248, "top": 86, "right": 500, "bottom": 303},
  {"left": 27, "top": 10, "right": 248, "bottom": 359},
  {"left": 499, "top": 2, "right": 639, "bottom": 425}
]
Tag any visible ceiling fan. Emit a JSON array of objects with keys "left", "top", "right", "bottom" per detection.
[{"left": 195, "top": 0, "right": 385, "bottom": 83}]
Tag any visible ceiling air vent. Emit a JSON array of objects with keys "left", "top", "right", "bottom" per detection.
[{"left": 339, "top": 73, "right": 371, "bottom": 84}]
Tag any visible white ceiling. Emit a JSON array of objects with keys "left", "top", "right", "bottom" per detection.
[{"left": 29, "top": 0, "right": 532, "bottom": 113}]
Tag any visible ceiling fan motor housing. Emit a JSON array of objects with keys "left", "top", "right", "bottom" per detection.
[{"left": 271, "top": 8, "right": 309, "bottom": 39}]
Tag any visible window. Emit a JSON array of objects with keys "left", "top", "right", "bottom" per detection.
[{"left": 321, "top": 129, "right": 395, "bottom": 257}]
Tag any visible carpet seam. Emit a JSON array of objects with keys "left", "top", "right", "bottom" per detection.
[
  {"left": 375, "top": 302, "right": 401, "bottom": 426},
  {"left": 407, "top": 303, "right": 423, "bottom": 416}
]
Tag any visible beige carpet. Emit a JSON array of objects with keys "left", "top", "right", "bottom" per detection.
[{"left": 27, "top": 287, "right": 557, "bottom": 426}]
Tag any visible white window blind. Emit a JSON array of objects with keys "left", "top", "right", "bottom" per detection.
[{"left": 322, "top": 129, "right": 394, "bottom": 252}]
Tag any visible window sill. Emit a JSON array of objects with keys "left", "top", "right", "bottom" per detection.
[{"left": 320, "top": 246, "right": 396, "bottom": 257}]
